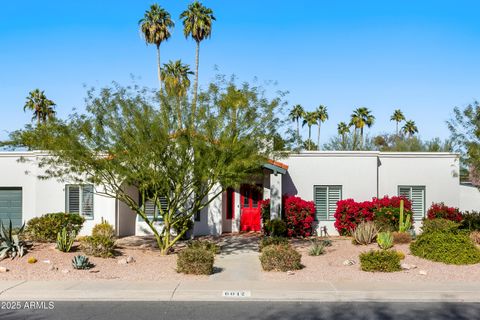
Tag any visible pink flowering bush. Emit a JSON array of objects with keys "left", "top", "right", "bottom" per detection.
[{"left": 283, "top": 195, "right": 315, "bottom": 238}]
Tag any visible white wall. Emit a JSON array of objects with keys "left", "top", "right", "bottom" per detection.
[{"left": 459, "top": 184, "right": 480, "bottom": 212}]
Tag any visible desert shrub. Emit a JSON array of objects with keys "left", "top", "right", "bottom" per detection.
[
  {"left": 177, "top": 247, "right": 214, "bottom": 275},
  {"left": 80, "top": 235, "right": 115, "bottom": 258},
  {"left": 377, "top": 232, "right": 393, "bottom": 250},
  {"left": 410, "top": 231, "right": 480, "bottom": 265},
  {"left": 187, "top": 240, "right": 219, "bottom": 254},
  {"left": 334, "top": 196, "right": 411, "bottom": 235},
  {"left": 395, "top": 251, "right": 405, "bottom": 260},
  {"left": 427, "top": 203, "right": 462, "bottom": 222},
  {"left": 308, "top": 239, "right": 325, "bottom": 256},
  {"left": 352, "top": 221, "right": 378, "bottom": 245},
  {"left": 392, "top": 231, "right": 412, "bottom": 244},
  {"left": 373, "top": 206, "right": 414, "bottom": 232},
  {"left": 460, "top": 211, "right": 480, "bottom": 231},
  {"left": 359, "top": 250, "right": 401, "bottom": 272},
  {"left": 25, "top": 213, "right": 84, "bottom": 242},
  {"left": 260, "top": 199, "right": 271, "bottom": 224},
  {"left": 264, "top": 219, "right": 287, "bottom": 237},
  {"left": 92, "top": 220, "right": 115, "bottom": 238},
  {"left": 259, "top": 236, "right": 288, "bottom": 252},
  {"left": 470, "top": 231, "right": 480, "bottom": 245},
  {"left": 284, "top": 196, "right": 315, "bottom": 237},
  {"left": 260, "top": 244, "right": 302, "bottom": 271},
  {"left": 421, "top": 218, "right": 460, "bottom": 234}
]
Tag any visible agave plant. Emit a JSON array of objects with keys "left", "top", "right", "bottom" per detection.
[
  {"left": 72, "top": 255, "right": 93, "bottom": 270},
  {"left": 0, "top": 220, "right": 27, "bottom": 260},
  {"left": 352, "top": 221, "right": 378, "bottom": 245}
]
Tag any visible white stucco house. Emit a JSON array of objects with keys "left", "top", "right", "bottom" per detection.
[{"left": 0, "top": 150, "right": 479, "bottom": 236}]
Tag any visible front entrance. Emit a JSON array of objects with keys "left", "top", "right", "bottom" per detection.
[{"left": 240, "top": 184, "right": 262, "bottom": 232}]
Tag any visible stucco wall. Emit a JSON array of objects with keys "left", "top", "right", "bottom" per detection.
[{"left": 459, "top": 184, "right": 480, "bottom": 212}]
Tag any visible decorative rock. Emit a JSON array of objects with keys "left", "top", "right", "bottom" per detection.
[
  {"left": 126, "top": 256, "right": 135, "bottom": 264},
  {"left": 117, "top": 258, "right": 128, "bottom": 265},
  {"left": 401, "top": 263, "right": 417, "bottom": 270},
  {"left": 419, "top": 270, "right": 427, "bottom": 276},
  {"left": 61, "top": 269, "right": 69, "bottom": 274},
  {"left": 343, "top": 259, "right": 356, "bottom": 266},
  {"left": 0, "top": 266, "right": 9, "bottom": 273},
  {"left": 42, "top": 260, "right": 51, "bottom": 264},
  {"left": 48, "top": 265, "right": 57, "bottom": 272},
  {"left": 286, "top": 271, "right": 295, "bottom": 276}
]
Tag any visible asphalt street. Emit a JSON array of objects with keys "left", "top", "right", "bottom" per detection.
[{"left": 0, "top": 301, "right": 479, "bottom": 320}]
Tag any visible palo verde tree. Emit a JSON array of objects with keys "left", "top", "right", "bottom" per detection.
[{"left": 5, "top": 78, "right": 284, "bottom": 255}]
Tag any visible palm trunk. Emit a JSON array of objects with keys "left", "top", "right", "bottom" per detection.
[
  {"left": 396, "top": 122, "right": 399, "bottom": 136},
  {"left": 360, "top": 127, "right": 364, "bottom": 148},
  {"left": 192, "top": 40, "right": 200, "bottom": 118},
  {"left": 177, "top": 96, "right": 182, "bottom": 130},
  {"left": 296, "top": 120, "right": 300, "bottom": 147},
  {"left": 308, "top": 126, "right": 312, "bottom": 150},
  {"left": 317, "top": 123, "right": 321, "bottom": 151},
  {"left": 157, "top": 45, "right": 162, "bottom": 91}
]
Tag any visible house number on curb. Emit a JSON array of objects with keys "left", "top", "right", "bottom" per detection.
[{"left": 222, "top": 290, "right": 251, "bottom": 298}]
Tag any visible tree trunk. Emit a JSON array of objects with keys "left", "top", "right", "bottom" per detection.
[
  {"left": 308, "top": 126, "right": 312, "bottom": 150},
  {"left": 296, "top": 120, "right": 300, "bottom": 148},
  {"left": 360, "top": 127, "right": 364, "bottom": 148},
  {"left": 317, "top": 123, "right": 321, "bottom": 150},
  {"left": 177, "top": 96, "right": 182, "bottom": 130},
  {"left": 192, "top": 40, "right": 200, "bottom": 118},
  {"left": 157, "top": 45, "right": 162, "bottom": 91},
  {"left": 396, "top": 122, "right": 399, "bottom": 136}
]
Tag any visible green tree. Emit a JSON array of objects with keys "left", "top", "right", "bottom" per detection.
[
  {"left": 6, "top": 78, "right": 282, "bottom": 255},
  {"left": 161, "top": 60, "right": 194, "bottom": 129},
  {"left": 23, "top": 89, "right": 56, "bottom": 125},
  {"left": 288, "top": 104, "right": 305, "bottom": 147},
  {"left": 314, "top": 105, "right": 328, "bottom": 150},
  {"left": 402, "top": 120, "right": 418, "bottom": 137},
  {"left": 337, "top": 121, "right": 350, "bottom": 150},
  {"left": 390, "top": 109, "right": 405, "bottom": 136},
  {"left": 302, "top": 111, "right": 317, "bottom": 150},
  {"left": 139, "top": 4, "right": 174, "bottom": 90},
  {"left": 180, "top": 1, "right": 215, "bottom": 115},
  {"left": 350, "top": 107, "right": 375, "bottom": 147}
]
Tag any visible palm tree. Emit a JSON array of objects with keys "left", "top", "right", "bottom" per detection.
[
  {"left": 161, "top": 60, "right": 194, "bottom": 129},
  {"left": 180, "top": 1, "right": 215, "bottom": 114},
  {"left": 390, "top": 109, "right": 406, "bottom": 136},
  {"left": 302, "top": 111, "right": 317, "bottom": 150},
  {"left": 23, "top": 89, "right": 56, "bottom": 124},
  {"left": 314, "top": 105, "right": 328, "bottom": 150},
  {"left": 402, "top": 120, "right": 418, "bottom": 137},
  {"left": 350, "top": 107, "right": 375, "bottom": 146},
  {"left": 337, "top": 122, "right": 350, "bottom": 149},
  {"left": 289, "top": 104, "right": 305, "bottom": 147},
  {"left": 139, "top": 4, "right": 174, "bottom": 90}
]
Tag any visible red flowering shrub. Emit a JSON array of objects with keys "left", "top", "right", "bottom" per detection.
[
  {"left": 334, "top": 196, "right": 412, "bottom": 235},
  {"left": 284, "top": 195, "right": 315, "bottom": 237},
  {"left": 427, "top": 203, "right": 463, "bottom": 222}
]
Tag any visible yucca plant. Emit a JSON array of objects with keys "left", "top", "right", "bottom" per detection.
[
  {"left": 352, "top": 221, "right": 378, "bottom": 245},
  {"left": 377, "top": 232, "right": 394, "bottom": 250},
  {"left": 56, "top": 227, "right": 75, "bottom": 253},
  {"left": 72, "top": 255, "right": 93, "bottom": 270},
  {"left": 0, "top": 220, "right": 27, "bottom": 260}
]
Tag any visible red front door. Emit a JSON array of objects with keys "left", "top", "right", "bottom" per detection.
[{"left": 240, "top": 185, "right": 262, "bottom": 232}]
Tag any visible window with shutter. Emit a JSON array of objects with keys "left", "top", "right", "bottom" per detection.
[
  {"left": 398, "top": 185, "right": 425, "bottom": 220},
  {"left": 139, "top": 194, "right": 167, "bottom": 222},
  {"left": 65, "top": 185, "right": 94, "bottom": 219},
  {"left": 314, "top": 185, "right": 342, "bottom": 221}
]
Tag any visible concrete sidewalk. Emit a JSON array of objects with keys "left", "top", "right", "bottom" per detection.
[{"left": 1, "top": 280, "right": 479, "bottom": 302}]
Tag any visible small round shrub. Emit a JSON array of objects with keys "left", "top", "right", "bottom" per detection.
[
  {"left": 359, "top": 250, "right": 401, "bottom": 272},
  {"left": 427, "top": 203, "right": 462, "bottom": 222},
  {"left": 410, "top": 231, "right": 480, "bottom": 265},
  {"left": 392, "top": 231, "right": 412, "bottom": 244},
  {"left": 264, "top": 219, "right": 287, "bottom": 237},
  {"left": 25, "top": 213, "right": 85, "bottom": 242},
  {"left": 177, "top": 247, "right": 214, "bottom": 275},
  {"left": 80, "top": 235, "right": 116, "bottom": 258},
  {"left": 260, "top": 244, "right": 302, "bottom": 272},
  {"left": 421, "top": 218, "right": 460, "bottom": 234},
  {"left": 395, "top": 251, "right": 405, "bottom": 260},
  {"left": 259, "top": 236, "right": 288, "bottom": 252},
  {"left": 92, "top": 221, "right": 115, "bottom": 239},
  {"left": 187, "top": 240, "right": 219, "bottom": 254}
]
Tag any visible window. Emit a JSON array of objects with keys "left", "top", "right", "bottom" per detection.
[
  {"left": 314, "top": 185, "right": 342, "bottom": 221},
  {"left": 0, "top": 187, "right": 22, "bottom": 227},
  {"left": 398, "top": 186, "right": 426, "bottom": 220},
  {"left": 138, "top": 193, "right": 167, "bottom": 222},
  {"left": 65, "top": 185, "right": 94, "bottom": 219}
]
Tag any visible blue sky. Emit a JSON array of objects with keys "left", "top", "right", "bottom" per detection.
[{"left": 1, "top": 1, "right": 480, "bottom": 142}]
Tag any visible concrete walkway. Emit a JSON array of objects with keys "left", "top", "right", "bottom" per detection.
[
  {"left": 211, "top": 235, "right": 262, "bottom": 281},
  {"left": 1, "top": 279, "right": 480, "bottom": 302}
]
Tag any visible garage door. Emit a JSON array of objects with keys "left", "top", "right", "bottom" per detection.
[{"left": 0, "top": 188, "right": 22, "bottom": 227}]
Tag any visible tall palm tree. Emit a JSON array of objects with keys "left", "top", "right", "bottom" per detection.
[
  {"left": 302, "top": 111, "right": 317, "bottom": 150},
  {"left": 314, "top": 105, "right": 328, "bottom": 150},
  {"left": 289, "top": 104, "right": 305, "bottom": 147},
  {"left": 180, "top": 1, "right": 215, "bottom": 114},
  {"left": 402, "top": 120, "right": 418, "bottom": 137},
  {"left": 390, "top": 109, "right": 406, "bottom": 136},
  {"left": 23, "top": 89, "right": 56, "bottom": 124},
  {"left": 337, "top": 122, "right": 350, "bottom": 149},
  {"left": 350, "top": 107, "right": 375, "bottom": 147},
  {"left": 161, "top": 60, "right": 194, "bottom": 129},
  {"left": 139, "top": 4, "right": 174, "bottom": 90}
]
